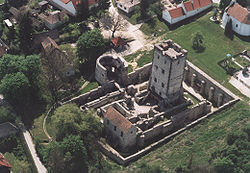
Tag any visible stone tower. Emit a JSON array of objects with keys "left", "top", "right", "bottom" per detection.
[{"left": 149, "top": 40, "right": 187, "bottom": 104}]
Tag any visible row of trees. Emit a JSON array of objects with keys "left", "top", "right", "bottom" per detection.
[{"left": 38, "top": 104, "right": 110, "bottom": 173}]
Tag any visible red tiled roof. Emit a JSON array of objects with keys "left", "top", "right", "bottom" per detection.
[
  {"left": 61, "top": 0, "right": 99, "bottom": 9},
  {"left": 184, "top": 1, "right": 194, "bottom": 12},
  {"left": 199, "top": 0, "right": 212, "bottom": 7},
  {"left": 41, "top": 37, "right": 59, "bottom": 51},
  {"left": 111, "top": 37, "right": 126, "bottom": 47},
  {"left": 192, "top": 0, "right": 201, "bottom": 10},
  {"left": 61, "top": 0, "right": 71, "bottom": 3},
  {"left": 0, "top": 154, "right": 12, "bottom": 169},
  {"left": 104, "top": 106, "right": 132, "bottom": 133},
  {"left": 168, "top": 7, "right": 185, "bottom": 19},
  {"left": 227, "top": 3, "right": 250, "bottom": 24}
]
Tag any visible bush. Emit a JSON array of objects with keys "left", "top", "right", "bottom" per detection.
[
  {"left": 0, "top": 106, "right": 16, "bottom": 124},
  {"left": 192, "top": 32, "right": 205, "bottom": 52}
]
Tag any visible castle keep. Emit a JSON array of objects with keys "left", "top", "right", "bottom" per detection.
[{"left": 149, "top": 40, "right": 187, "bottom": 104}]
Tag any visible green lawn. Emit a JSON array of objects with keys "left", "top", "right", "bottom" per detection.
[
  {"left": 109, "top": 101, "right": 250, "bottom": 172},
  {"left": 165, "top": 12, "right": 249, "bottom": 82},
  {"left": 0, "top": 0, "right": 5, "bottom": 4},
  {"left": 137, "top": 50, "right": 153, "bottom": 67},
  {"left": 80, "top": 81, "right": 99, "bottom": 94},
  {"left": 140, "top": 17, "right": 169, "bottom": 37},
  {"left": 234, "top": 55, "right": 250, "bottom": 67}
]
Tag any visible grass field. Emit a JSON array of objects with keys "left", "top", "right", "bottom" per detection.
[
  {"left": 0, "top": 0, "right": 5, "bottom": 4},
  {"left": 109, "top": 101, "right": 250, "bottom": 172},
  {"left": 80, "top": 81, "right": 98, "bottom": 94}
]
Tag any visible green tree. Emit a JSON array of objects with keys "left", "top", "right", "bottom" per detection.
[
  {"left": 76, "top": 0, "right": 89, "bottom": 21},
  {"left": 219, "top": 0, "right": 231, "bottom": 11},
  {"left": 18, "top": 10, "right": 33, "bottom": 55},
  {"left": 192, "top": 32, "right": 205, "bottom": 52},
  {"left": 0, "top": 72, "right": 30, "bottom": 104},
  {"left": 98, "top": 0, "right": 110, "bottom": 11},
  {"left": 60, "top": 135, "right": 88, "bottom": 172},
  {"left": 213, "top": 157, "right": 234, "bottom": 173},
  {"left": 224, "top": 19, "right": 233, "bottom": 40},
  {"left": 0, "top": 106, "right": 16, "bottom": 124},
  {"left": 76, "top": 29, "right": 105, "bottom": 62},
  {"left": 0, "top": 54, "right": 41, "bottom": 87},
  {"left": 140, "top": 0, "right": 150, "bottom": 19}
]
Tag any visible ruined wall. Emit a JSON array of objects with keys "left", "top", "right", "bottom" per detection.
[
  {"left": 140, "top": 100, "right": 211, "bottom": 142},
  {"left": 62, "top": 81, "right": 118, "bottom": 106},
  {"left": 126, "top": 63, "right": 152, "bottom": 85},
  {"left": 184, "top": 61, "right": 237, "bottom": 107}
]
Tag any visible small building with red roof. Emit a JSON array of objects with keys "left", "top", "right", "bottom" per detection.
[
  {"left": 0, "top": 153, "right": 12, "bottom": 173},
  {"left": 162, "top": 0, "right": 213, "bottom": 25},
  {"left": 50, "top": 0, "right": 99, "bottom": 16},
  {"left": 222, "top": 0, "right": 250, "bottom": 36},
  {"left": 103, "top": 106, "right": 137, "bottom": 151}
]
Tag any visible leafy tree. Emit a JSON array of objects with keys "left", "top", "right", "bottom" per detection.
[
  {"left": 192, "top": 32, "right": 205, "bottom": 52},
  {"left": 52, "top": 104, "right": 83, "bottom": 140},
  {"left": 140, "top": 0, "right": 150, "bottom": 19},
  {"left": 224, "top": 19, "right": 233, "bottom": 40},
  {"left": 149, "top": 1, "right": 164, "bottom": 18},
  {"left": 213, "top": 157, "right": 234, "bottom": 173},
  {"left": 76, "top": 0, "right": 89, "bottom": 21},
  {"left": 0, "top": 54, "right": 41, "bottom": 87},
  {"left": 100, "top": 13, "right": 128, "bottom": 38},
  {"left": 98, "top": 0, "right": 111, "bottom": 11},
  {"left": 18, "top": 10, "right": 33, "bottom": 55},
  {"left": 0, "top": 72, "right": 30, "bottom": 104},
  {"left": 60, "top": 135, "right": 88, "bottom": 172},
  {"left": 219, "top": 0, "right": 231, "bottom": 11},
  {"left": 0, "top": 106, "right": 16, "bottom": 124},
  {"left": 76, "top": 29, "right": 105, "bottom": 62}
]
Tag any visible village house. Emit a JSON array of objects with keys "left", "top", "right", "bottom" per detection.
[
  {"left": 222, "top": 0, "right": 250, "bottom": 36},
  {"left": 104, "top": 106, "right": 137, "bottom": 151},
  {"left": 116, "top": 0, "right": 140, "bottom": 14},
  {"left": 40, "top": 10, "right": 67, "bottom": 30},
  {"left": 50, "top": 0, "right": 100, "bottom": 16},
  {"left": 162, "top": 0, "right": 212, "bottom": 25},
  {"left": 41, "top": 37, "right": 75, "bottom": 77},
  {"left": 0, "top": 154, "right": 12, "bottom": 173}
]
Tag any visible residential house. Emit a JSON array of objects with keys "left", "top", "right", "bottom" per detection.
[
  {"left": 42, "top": 10, "right": 67, "bottom": 30},
  {"left": 50, "top": 0, "right": 100, "bottom": 16},
  {"left": 8, "top": 7, "right": 20, "bottom": 21},
  {"left": 104, "top": 106, "right": 137, "bottom": 151},
  {"left": 222, "top": 0, "right": 250, "bottom": 36},
  {"left": 0, "top": 154, "right": 12, "bottom": 173},
  {"left": 41, "top": 37, "right": 75, "bottom": 77},
  {"left": 116, "top": 0, "right": 140, "bottom": 14},
  {"left": 162, "top": 0, "right": 212, "bottom": 24}
]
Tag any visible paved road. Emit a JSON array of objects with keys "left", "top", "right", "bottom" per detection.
[{"left": 21, "top": 126, "right": 47, "bottom": 173}]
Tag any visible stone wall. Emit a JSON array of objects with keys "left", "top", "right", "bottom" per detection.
[
  {"left": 184, "top": 61, "right": 238, "bottom": 107},
  {"left": 126, "top": 63, "right": 152, "bottom": 85},
  {"left": 62, "top": 81, "right": 118, "bottom": 106}
]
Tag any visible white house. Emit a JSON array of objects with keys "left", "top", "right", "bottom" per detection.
[
  {"left": 104, "top": 106, "right": 137, "bottom": 151},
  {"left": 222, "top": 0, "right": 250, "bottom": 36},
  {"left": 50, "top": 0, "right": 99, "bottom": 16},
  {"left": 116, "top": 0, "right": 140, "bottom": 14},
  {"left": 162, "top": 0, "right": 213, "bottom": 25}
]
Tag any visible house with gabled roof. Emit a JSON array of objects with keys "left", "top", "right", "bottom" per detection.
[
  {"left": 162, "top": 0, "right": 213, "bottom": 25},
  {"left": 222, "top": 0, "right": 250, "bottom": 36},
  {"left": 104, "top": 106, "right": 137, "bottom": 151},
  {"left": 41, "top": 37, "right": 75, "bottom": 77},
  {"left": 50, "top": 0, "right": 99, "bottom": 16},
  {"left": 0, "top": 153, "right": 12, "bottom": 173},
  {"left": 42, "top": 10, "right": 67, "bottom": 30}
]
